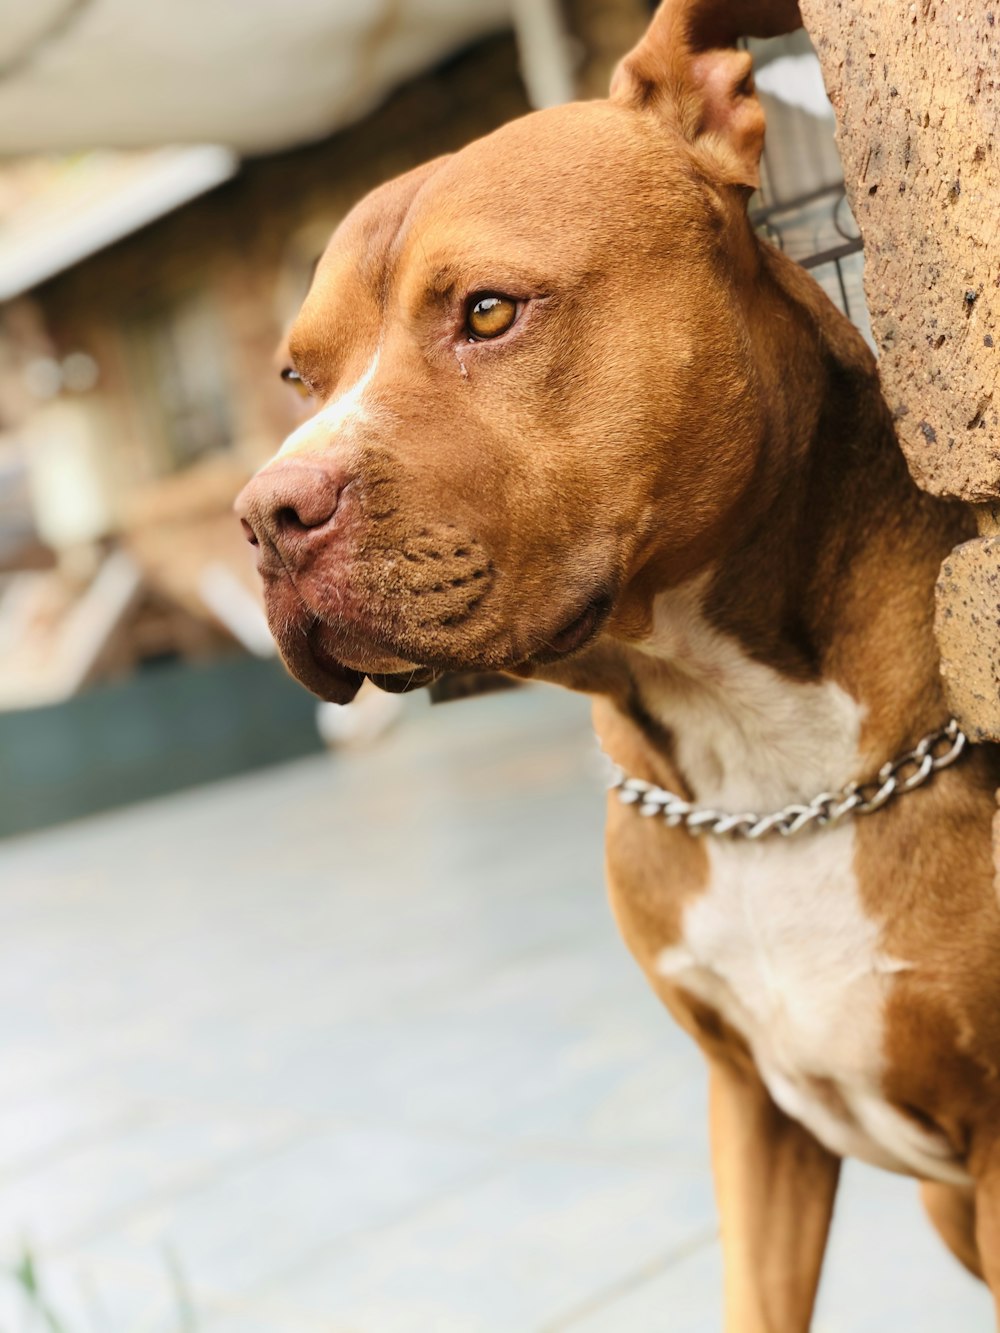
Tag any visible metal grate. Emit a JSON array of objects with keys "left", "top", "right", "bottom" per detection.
[
  {"left": 751, "top": 183, "right": 869, "bottom": 339},
  {"left": 746, "top": 32, "right": 873, "bottom": 346},
  {"left": 633, "top": 13, "right": 872, "bottom": 342}
]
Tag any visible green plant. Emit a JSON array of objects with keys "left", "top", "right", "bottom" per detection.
[
  {"left": 9, "top": 1249, "right": 69, "bottom": 1332},
  {"left": 5, "top": 1245, "right": 198, "bottom": 1333}
]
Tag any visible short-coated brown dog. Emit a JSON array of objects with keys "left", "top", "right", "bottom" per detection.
[{"left": 236, "top": 1, "right": 1000, "bottom": 1325}]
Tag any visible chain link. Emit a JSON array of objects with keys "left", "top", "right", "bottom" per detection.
[{"left": 606, "top": 718, "right": 968, "bottom": 840}]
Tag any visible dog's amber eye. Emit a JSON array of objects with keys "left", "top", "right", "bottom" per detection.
[
  {"left": 281, "top": 367, "right": 312, "bottom": 399},
  {"left": 466, "top": 294, "right": 517, "bottom": 341}
]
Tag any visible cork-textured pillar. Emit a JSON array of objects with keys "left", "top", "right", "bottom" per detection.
[
  {"left": 800, "top": 1, "right": 998, "bottom": 501},
  {"left": 799, "top": 0, "right": 1000, "bottom": 855}
]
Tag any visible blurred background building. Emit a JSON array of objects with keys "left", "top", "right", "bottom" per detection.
[
  {"left": 0, "top": 1, "right": 628, "bottom": 834},
  {"left": 0, "top": 0, "right": 862, "bottom": 834}
]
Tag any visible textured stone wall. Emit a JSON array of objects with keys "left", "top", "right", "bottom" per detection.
[{"left": 801, "top": 0, "right": 1000, "bottom": 743}]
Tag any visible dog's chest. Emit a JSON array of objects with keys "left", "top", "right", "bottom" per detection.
[
  {"left": 656, "top": 831, "right": 969, "bottom": 1184},
  {"left": 634, "top": 579, "right": 969, "bottom": 1183},
  {"left": 659, "top": 827, "right": 880, "bottom": 1100}
]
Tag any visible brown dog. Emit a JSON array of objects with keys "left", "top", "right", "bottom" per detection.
[{"left": 236, "top": 1, "right": 1000, "bottom": 1326}]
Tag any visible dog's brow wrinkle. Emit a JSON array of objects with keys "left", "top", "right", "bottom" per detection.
[{"left": 425, "top": 263, "right": 459, "bottom": 299}]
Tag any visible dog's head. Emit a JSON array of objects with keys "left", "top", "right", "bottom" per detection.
[{"left": 236, "top": 0, "right": 802, "bottom": 703}]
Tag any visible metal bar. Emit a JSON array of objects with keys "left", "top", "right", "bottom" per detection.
[
  {"left": 750, "top": 182, "right": 846, "bottom": 225},
  {"left": 799, "top": 238, "right": 864, "bottom": 271},
  {"left": 834, "top": 256, "right": 851, "bottom": 314}
]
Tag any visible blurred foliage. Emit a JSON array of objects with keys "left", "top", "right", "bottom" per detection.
[{"left": 5, "top": 1246, "right": 198, "bottom": 1333}]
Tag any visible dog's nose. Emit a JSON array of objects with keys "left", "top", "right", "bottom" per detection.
[{"left": 235, "top": 460, "right": 345, "bottom": 561}]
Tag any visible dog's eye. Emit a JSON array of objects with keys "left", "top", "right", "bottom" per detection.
[
  {"left": 466, "top": 294, "right": 518, "bottom": 341},
  {"left": 281, "top": 367, "right": 312, "bottom": 399}
]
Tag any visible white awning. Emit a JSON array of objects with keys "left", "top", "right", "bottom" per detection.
[
  {"left": 0, "top": 0, "right": 514, "bottom": 155},
  {"left": 0, "top": 146, "right": 238, "bottom": 300},
  {"left": 0, "top": 0, "right": 577, "bottom": 299}
]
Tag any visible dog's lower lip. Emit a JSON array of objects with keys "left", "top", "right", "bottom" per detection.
[
  {"left": 308, "top": 629, "right": 437, "bottom": 696},
  {"left": 295, "top": 586, "right": 613, "bottom": 694},
  {"left": 367, "top": 667, "right": 439, "bottom": 693},
  {"left": 306, "top": 643, "right": 366, "bottom": 700}
]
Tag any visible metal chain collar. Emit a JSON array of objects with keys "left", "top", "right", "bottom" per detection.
[{"left": 607, "top": 718, "right": 968, "bottom": 841}]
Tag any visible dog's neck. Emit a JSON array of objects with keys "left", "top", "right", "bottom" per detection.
[
  {"left": 548, "top": 243, "right": 971, "bottom": 808},
  {"left": 619, "top": 572, "right": 867, "bottom": 812}
]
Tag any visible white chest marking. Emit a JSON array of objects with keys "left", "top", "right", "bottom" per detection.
[
  {"left": 641, "top": 578, "right": 969, "bottom": 1184},
  {"left": 637, "top": 576, "right": 863, "bottom": 812},
  {"left": 276, "top": 350, "right": 380, "bottom": 460}
]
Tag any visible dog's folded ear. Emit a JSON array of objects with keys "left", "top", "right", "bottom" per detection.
[{"left": 610, "top": 0, "right": 802, "bottom": 190}]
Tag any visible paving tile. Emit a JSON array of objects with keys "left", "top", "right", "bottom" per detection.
[
  {"left": 186, "top": 948, "right": 697, "bottom": 1138},
  {"left": 552, "top": 1238, "right": 722, "bottom": 1333},
  {"left": 559, "top": 1163, "right": 995, "bottom": 1333},
  {"left": 0, "top": 687, "right": 992, "bottom": 1332},
  {"left": 270, "top": 1155, "right": 716, "bottom": 1333},
  {"left": 0, "top": 1106, "right": 304, "bottom": 1253},
  {"left": 201, "top": 1312, "right": 330, "bottom": 1333},
  {"left": 0, "top": 1088, "right": 149, "bottom": 1182},
  {"left": 813, "top": 1162, "right": 994, "bottom": 1332},
  {"left": 86, "top": 1124, "right": 499, "bottom": 1301}
]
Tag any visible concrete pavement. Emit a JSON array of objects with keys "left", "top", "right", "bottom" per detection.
[{"left": 0, "top": 685, "right": 991, "bottom": 1330}]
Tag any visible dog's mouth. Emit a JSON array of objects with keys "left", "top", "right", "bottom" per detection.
[
  {"left": 282, "top": 589, "right": 614, "bottom": 705},
  {"left": 531, "top": 592, "right": 613, "bottom": 664}
]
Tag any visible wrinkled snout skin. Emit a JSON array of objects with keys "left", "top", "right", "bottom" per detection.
[{"left": 236, "top": 101, "right": 770, "bottom": 703}]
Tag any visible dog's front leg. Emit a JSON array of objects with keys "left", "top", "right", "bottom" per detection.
[
  {"left": 972, "top": 1151, "right": 1000, "bottom": 1326},
  {"left": 709, "top": 1058, "right": 841, "bottom": 1333}
]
